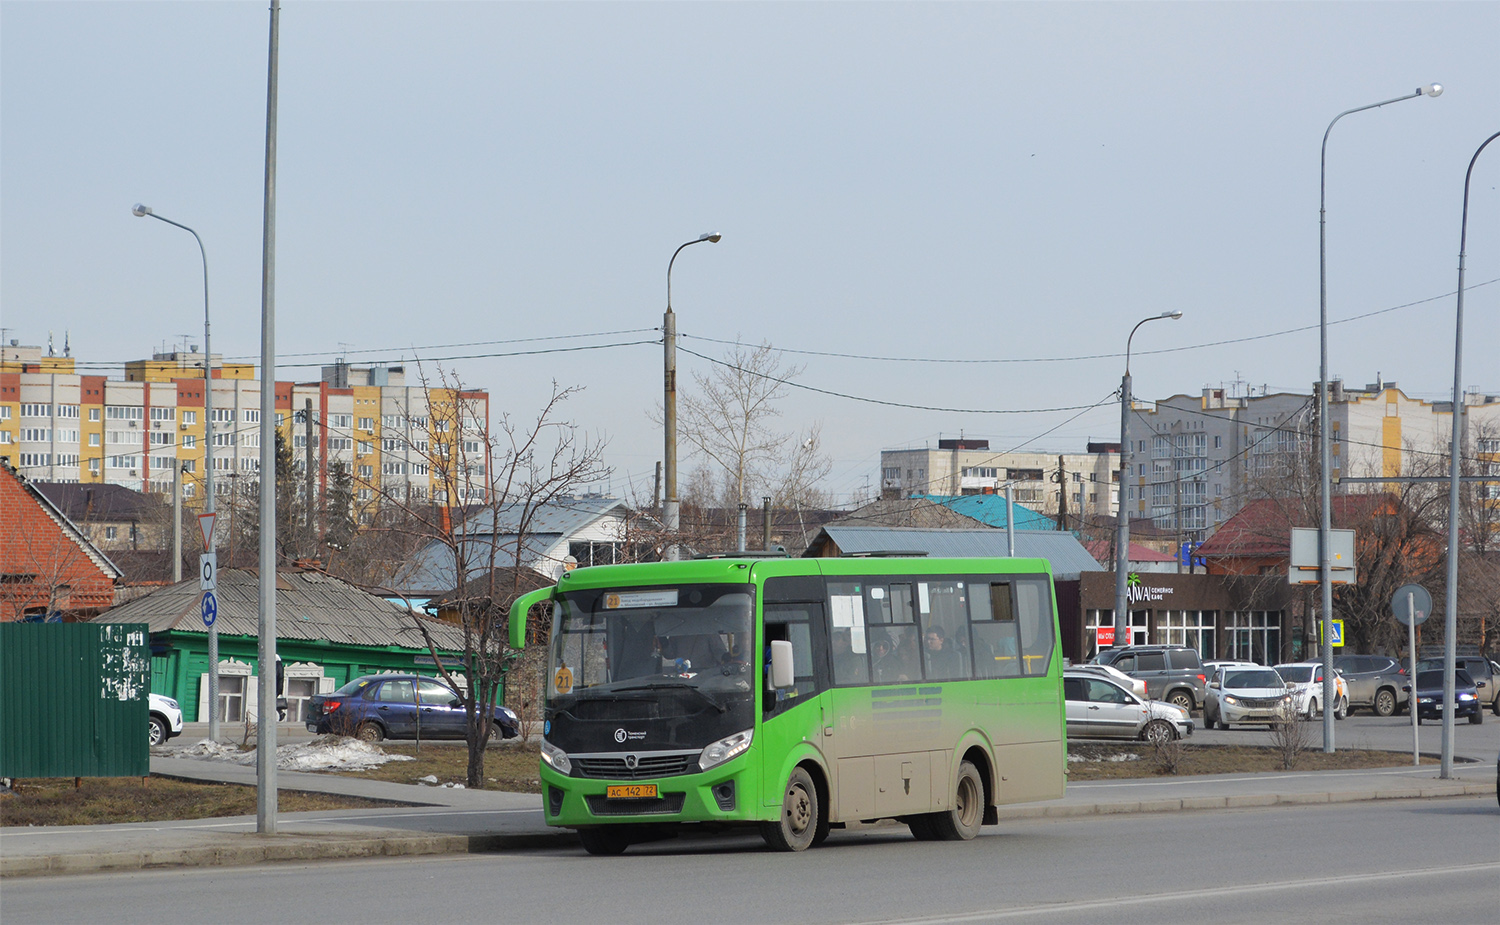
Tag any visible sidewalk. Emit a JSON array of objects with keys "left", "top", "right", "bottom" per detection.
[{"left": 3, "top": 754, "right": 1494, "bottom": 878}]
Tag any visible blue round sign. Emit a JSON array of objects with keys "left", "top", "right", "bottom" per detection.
[{"left": 201, "top": 591, "right": 218, "bottom": 627}]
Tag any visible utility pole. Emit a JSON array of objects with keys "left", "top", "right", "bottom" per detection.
[{"left": 304, "top": 398, "right": 314, "bottom": 554}]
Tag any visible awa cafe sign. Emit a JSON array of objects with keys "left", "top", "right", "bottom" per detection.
[{"left": 1125, "top": 572, "right": 1175, "bottom": 604}]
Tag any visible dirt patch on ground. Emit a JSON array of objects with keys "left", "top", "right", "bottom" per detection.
[
  {"left": 0, "top": 777, "right": 390, "bottom": 827},
  {"left": 1067, "top": 741, "right": 1437, "bottom": 781},
  {"left": 335, "top": 740, "right": 542, "bottom": 793}
]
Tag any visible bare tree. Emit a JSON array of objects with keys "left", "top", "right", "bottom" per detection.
[
  {"left": 359, "top": 373, "right": 608, "bottom": 788},
  {"left": 669, "top": 341, "right": 832, "bottom": 510}
]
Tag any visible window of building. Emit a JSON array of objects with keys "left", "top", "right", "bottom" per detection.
[
  {"left": 242, "top": 409, "right": 259, "bottom": 424},
  {"left": 181, "top": 410, "right": 197, "bottom": 425},
  {"left": 358, "top": 441, "right": 373, "bottom": 455},
  {"left": 58, "top": 405, "right": 80, "bottom": 419},
  {"left": 358, "top": 417, "right": 374, "bottom": 431},
  {"left": 358, "top": 465, "right": 373, "bottom": 480},
  {"left": 180, "top": 434, "right": 196, "bottom": 448},
  {"left": 21, "top": 428, "right": 50, "bottom": 442},
  {"left": 330, "top": 413, "right": 352, "bottom": 429},
  {"left": 382, "top": 438, "right": 401, "bottom": 452},
  {"left": 211, "top": 408, "right": 233, "bottom": 423},
  {"left": 22, "top": 404, "right": 52, "bottom": 417},
  {"left": 150, "top": 407, "right": 173, "bottom": 422}
]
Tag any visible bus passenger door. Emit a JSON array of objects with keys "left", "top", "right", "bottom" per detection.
[{"left": 763, "top": 603, "right": 834, "bottom": 807}]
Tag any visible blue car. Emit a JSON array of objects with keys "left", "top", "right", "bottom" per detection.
[
  {"left": 1406, "top": 669, "right": 1483, "bottom": 725},
  {"left": 307, "top": 674, "right": 520, "bottom": 742}
]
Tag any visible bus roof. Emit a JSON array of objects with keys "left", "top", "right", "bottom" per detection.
[{"left": 554, "top": 556, "right": 1055, "bottom": 593}]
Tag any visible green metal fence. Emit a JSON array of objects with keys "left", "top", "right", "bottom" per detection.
[{"left": 0, "top": 623, "right": 150, "bottom": 778}]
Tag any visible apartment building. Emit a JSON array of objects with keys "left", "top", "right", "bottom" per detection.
[
  {"left": 1, "top": 342, "right": 489, "bottom": 518},
  {"left": 879, "top": 438, "right": 1120, "bottom": 525},
  {"left": 1124, "top": 377, "right": 1500, "bottom": 541}
]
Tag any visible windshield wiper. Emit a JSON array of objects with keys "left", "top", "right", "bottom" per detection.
[{"left": 610, "top": 682, "right": 728, "bottom": 713}]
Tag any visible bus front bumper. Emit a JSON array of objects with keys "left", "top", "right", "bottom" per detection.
[{"left": 539, "top": 753, "right": 764, "bottom": 829}]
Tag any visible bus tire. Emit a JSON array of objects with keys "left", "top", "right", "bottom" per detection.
[
  {"left": 929, "top": 760, "right": 984, "bottom": 841},
  {"left": 761, "top": 767, "right": 820, "bottom": 852},
  {"left": 578, "top": 827, "right": 631, "bottom": 856},
  {"left": 907, "top": 815, "right": 939, "bottom": 840}
]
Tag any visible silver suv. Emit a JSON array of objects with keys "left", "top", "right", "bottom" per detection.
[
  {"left": 1332, "top": 654, "right": 1408, "bottom": 716},
  {"left": 1093, "top": 645, "right": 1207, "bottom": 713}
]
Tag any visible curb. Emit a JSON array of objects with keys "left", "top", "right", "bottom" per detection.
[
  {"left": 4, "top": 779, "right": 1493, "bottom": 878},
  {"left": 1, "top": 831, "right": 581, "bottom": 879}
]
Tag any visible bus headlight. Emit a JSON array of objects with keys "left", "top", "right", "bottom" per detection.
[
  {"left": 541, "top": 739, "right": 572, "bottom": 776},
  {"left": 699, "top": 729, "right": 753, "bottom": 771}
]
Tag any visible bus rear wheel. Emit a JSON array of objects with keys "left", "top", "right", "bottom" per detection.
[
  {"left": 761, "top": 767, "right": 821, "bottom": 851},
  {"left": 927, "top": 760, "right": 984, "bottom": 841}
]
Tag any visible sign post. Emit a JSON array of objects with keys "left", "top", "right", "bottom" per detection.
[
  {"left": 1392, "top": 583, "right": 1431, "bottom": 767},
  {"left": 198, "top": 511, "right": 219, "bottom": 741}
]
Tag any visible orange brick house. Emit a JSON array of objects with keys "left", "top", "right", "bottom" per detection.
[{"left": 0, "top": 459, "right": 122, "bottom": 621}]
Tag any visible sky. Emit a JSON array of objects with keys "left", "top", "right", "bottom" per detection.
[{"left": 3, "top": 2, "right": 1497, "bottom": 507}]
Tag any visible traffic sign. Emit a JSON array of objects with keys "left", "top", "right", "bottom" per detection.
[
  {"left": 1315, "top": 618, "right": 1345, "bottom": 646},
  {"left": 200, "top": 552, "right": 217, "bottom": 592},
  {"left": 201, "top": 590, "right": 218, "bottom": 627},
  {"left": 1391, "top": 583, "right": 1431, "bottom": 627},
  {"left": 198, "top": 512, "right": 217, "bottom": 552}
]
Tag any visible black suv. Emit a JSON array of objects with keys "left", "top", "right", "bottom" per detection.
[
  {"left": 1332, "top": 654, "right": 1409, "bottom": 716},
  {"left": 1092, "top": 645, "right": 1207, "bottom": 712}
]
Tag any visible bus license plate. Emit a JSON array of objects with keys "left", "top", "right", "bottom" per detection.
[{"left": 606, "top": 784, "right": 657, "bottom": 799}]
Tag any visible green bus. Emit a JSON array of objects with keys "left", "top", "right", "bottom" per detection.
[{"left": 508, "top": 554, "right": 1066, "bottom": 854}]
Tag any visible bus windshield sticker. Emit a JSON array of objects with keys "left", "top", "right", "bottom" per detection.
[
  {"left": 831, "top": 594, "right": 862, "bottom": 628},
  {"left": 870, "top": 587, "right": 885, "bottom": 599},
  {"left": 604, "top": 590, "right": 679, "bottom": 610},
  {"left": 918, "top": 583, "right": 931, "bottom": 614}
]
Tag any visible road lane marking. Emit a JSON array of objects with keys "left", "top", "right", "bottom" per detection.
[{"left": 857, "top": 861, "right": 1500, "bottom": 924}]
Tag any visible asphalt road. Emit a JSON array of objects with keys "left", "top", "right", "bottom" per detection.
[{"left": 6, "top": 794, "right": 1495, "bottom": 925}]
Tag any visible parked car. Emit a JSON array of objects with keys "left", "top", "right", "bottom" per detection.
[
  {"left": 1093, "top": 645, "right": 1207, "bottom": 712},
  {"left": 1204, "top": 666, "right": 1294, "bottom": 729},
  {"left": 148, "top": 693, "right": 184, "bottom": 746},
  {"left": 1332, "top": 654, "right": 1409, "bottom": 716},
  {"left": 1063, "top": 670, "right": 1193, "bottom": 742},
  {"left": 1405, "top": 669, "right": 1483, "bottom": 724},
  {"left": 1066, "top": 662, "right": 1147, "bottom": 699},
  {"left": 1273, "top": 662, "right": 1349, "bottom": 719},
  {"left": 306, "top": 674, "right": 521, "bottom": 742},
  {"left": 1416, "top": 656, "right": 1499, "bottom": 716}
]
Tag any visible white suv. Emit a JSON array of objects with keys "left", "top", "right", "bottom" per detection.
[
  {"left": 149, "top": 693, "right": 185, "bottom": 746},
  {"left": 1204, "top": 666, "right": 1294, "bottom": 728}
]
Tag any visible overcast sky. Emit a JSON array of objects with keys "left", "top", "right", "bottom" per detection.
[{"left": 3, "top": 2, "right": 1497, "bottom": 505}]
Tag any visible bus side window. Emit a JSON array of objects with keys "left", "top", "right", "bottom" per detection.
[
  {"left": 969, "top": 582, "right": 1020, "bottom": 679},
  {"left": 764, "top": 604, "right": 824, "bottom": 716},
  {"left": 1016, "top": 579, "right": 1056, "bottom": 676},
  {"left": 828, "top": 582, "right": 870, "bottom": 686},
  {"left": 920, "top": 580, "right": 972, "bottom": 681}
]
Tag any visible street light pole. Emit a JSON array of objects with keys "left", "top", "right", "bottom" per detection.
[
  {"left": 1442, "top": 130, "right": 1498, "bottom": 779},
  {"left": 662, "top": 232, "right": 721, "bottom": 560},
  {"left": 132, "top": 202, "right": 220, "bottom": 743},
  {"left": 1114, "top": 311, "right": 1183, "bottom": 650},
  {"left": 1317, "top": 84, "right": 1441, "bottom": 754}
]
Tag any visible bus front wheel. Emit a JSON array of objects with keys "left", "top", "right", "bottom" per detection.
[
  {"left": 928, "top": 760, "right": 984, "bottom": 841},
  {"left": 762, "top": 767, "right": 822, "bottom": 851}
]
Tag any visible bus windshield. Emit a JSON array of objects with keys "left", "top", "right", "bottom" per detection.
[{"left": 548, "top": 584, "right": 756, "bottom": 705}]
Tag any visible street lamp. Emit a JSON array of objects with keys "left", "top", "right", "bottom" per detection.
[
  {"left": 1114, "top": 310, "right": 1183, "bottom": 649},
  {"left": 133, "top": 202, "right": 220, "bottom": 742},
  {"left": 1316, "top": 84, "right": 1441, "bottom": 754},
  {"left": 662, "top": 232, "right": 722, "bottom": 560},
  {"left": 1441, "top": 130, "right": 1498, "bottom": 778}
]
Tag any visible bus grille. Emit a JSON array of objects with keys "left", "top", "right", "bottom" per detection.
[
  {"left": 585, "top": 793, "right": 686, "bottom": 816},
  {"left": 573, "top": 753, "right": 698, "bottom": 780}
]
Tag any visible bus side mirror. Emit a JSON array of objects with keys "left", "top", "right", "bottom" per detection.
[{"left": 769, "top": 640, "right": 795, "bottom": 690}]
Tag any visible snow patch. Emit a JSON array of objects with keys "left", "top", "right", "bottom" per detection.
[{"left": 155, "top": 735, "right": 415, "bottom": 772}]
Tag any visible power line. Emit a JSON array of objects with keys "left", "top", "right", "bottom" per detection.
[
  {"left": 682, "top": 277, "right": 1500, "bottom": 365},
  {"left": 676, "top": 344, "right": 1107, "bottom": 415}
]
